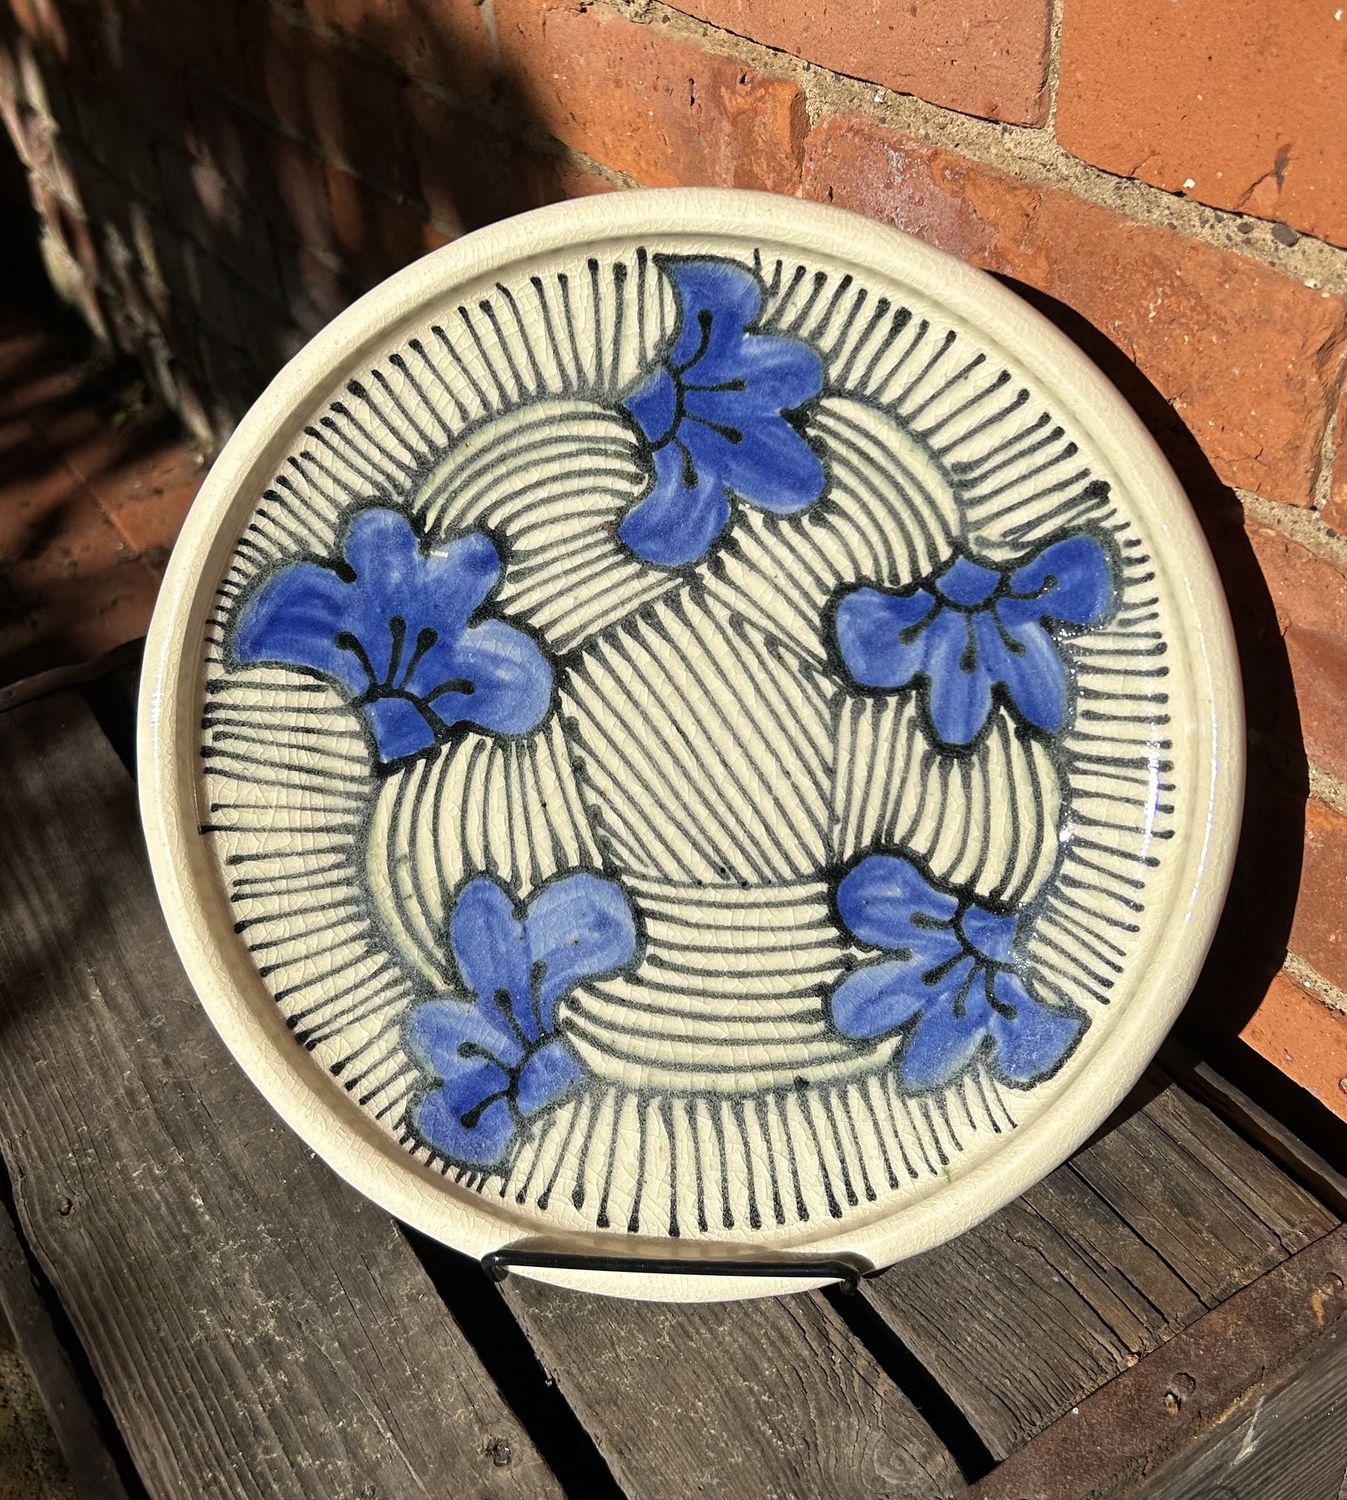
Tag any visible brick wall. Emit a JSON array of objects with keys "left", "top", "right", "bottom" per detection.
[{"left": 3, "top": 0, "right": 1346, "bottom": 1121}]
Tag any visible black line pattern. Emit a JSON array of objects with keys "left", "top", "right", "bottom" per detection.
[{"left": 198, "top": 245, "right": 1175, "bottom": 1241}]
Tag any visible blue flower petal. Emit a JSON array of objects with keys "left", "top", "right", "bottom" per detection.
[
  {"left": 960, "top": 609, "right": 1068, "bottom": 738},
  {"left": 924, "top": 609, "right": 994, "bottom": 746},
  {"left": 624, "top": 364, "right": 679, "bottom": 445},
  {"left": 958, "top": 903, "right": 1018, "bottom": 964},
  {"left": 336, "top": 516, "right": 500, "bottom": 697},
  {"left": 832, "top": 586, "right": 939, "bottom": 689},
  {"left": 514, "top": 1035, "right": 584, "bottom": 1115},
  {"left": 407, "top": 873, "right": 637, "bottom": 1171},
  {"left": 231, "top": 559, "right": 369, "bottom": 697},
  {"left": 681, "top": 335, "right": 823, "bottom": 425},
  {"left": 362, "top": 695, "right": 438, "bottom": 762},
  {"left": 436, "top": 617, "right": 554, "bottom": 738},
  {"left": 829, "top": 854, "right": 1088, "bottom": 1095},
  {"left": 835, "top": 533, "right": 1116, "bottom": 746},
  {"left": 664, "top": 258, "right": 763, "bottom": 373},
  {"left": 617, "top": 256, "right": 824, "bottom": 564},
  {"left": 986, "top": 969, "right": 1085, "bottom": 1086},
  {"left": 1003, "top": 534, "right": 1115, "bottom": 628},
  {"left": 527, "top": 873, "right": 638, "bottom": 1028},
  {"left": 977, "top": 612, "right": 1069, "bottom": 735},
  {"left": 896, "top": 974, "right": 988, "bottom": 1092},
  {"left": 336, "top": 508, "right": 432, "bottom": 682},
  {"left": 406, "top": 995, "right": 516, "bottom": 1079},
  {"left": 934, "top": 554, "right": 1000, "bottom": 607},
  {"left": 231, "top": 508, "right": 552, "bottom": 766},
  {"left": 681, "top": 405, "right": 824, "bottom": 514},
  {"left": 417, "top": 1088, "right": 515, "bottom": 1168},
  {"left": 392, "top": 529, "right": 502, "bottom": 697},
  {"left": 735, "top": 333, "right": 826, "bottom": 414},
  {"left": 827, "top": 959, "right": 927, "bottom": 1042},
  {"left": 618, "top": 441, "right": 731, "bottom": 567},
  {"left": 836, "top": 854, "right": 960, "bottom": 955},
  {"left": 405, "top": 997, "right": 518, "bottom": 1167},
  {"left": 449, "top": 876, "right": 532, "bottom": 1038}
]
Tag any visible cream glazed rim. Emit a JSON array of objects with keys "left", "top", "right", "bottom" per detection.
[{"left": 139, "top": 188, "right": 1243, "bottom": 1301}]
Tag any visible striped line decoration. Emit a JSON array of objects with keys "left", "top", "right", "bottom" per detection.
[{"left": 198, "top": 242, "right": 1173, "bottom": 1240}]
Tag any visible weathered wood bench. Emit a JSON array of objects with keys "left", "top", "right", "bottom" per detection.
[{"left": 0, "top": 657, "right": 1343, "bottom": 1500}]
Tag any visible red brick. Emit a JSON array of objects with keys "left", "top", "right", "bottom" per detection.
[
  {"left": 1283, "top": 627, "right": 1347, "bottom": 783},
  {"left": 1241, "top": 973, "right": 1347, "bottom": 1123},
  {"left": 1326, "top": 385, "right": 1347, "bottom": 537},
  {"left": 802, "top": 116, "right": 1347, "bottom": 507},
  {"left": 35, "top": 401, "right": 145, "bottom": 498},
  {"left": 1231, "top": 770, "right": 1342, "bottom": 994},
  {"left": 406, "top": 83, "right": 613, "bottom": 238},
  {"left": 79, "top": 26, "right": 189, "bottom": 134},
  {"left": 1058, "top": 0, "right": 1347, "bottom": 250},
  {"left": 93, "top": 441, "right": 203, "bottom": 556},
  {"left": 199, "top": 336, "right": 268, "bottom": 432},
  {"left": 65, "top": 0, "right": 247, "bottom": 94},
  {"left": 153, "top": 140, "right": 284, "bottom": 303},
  {"left": 1245, "top": 522, "right": 1347, "bottom": 784},
  {"left": 666, "top": 0, "right": 1049, "bottom": 126},
  {"left": 1292, "top": 798, "right": 1347, "bottom": 993},
  {"left": 325, "top": 163, "right": 446, "bottom": 289},
  {"left": 227, "top": 276, "right": 307, "bottom": 381},
  {"left": 499, "top": 3, "right": 805, "bottom": 191},
  {"left": 0, "top": 424, "right": 160, "bottom": 681},
  {"left": 239, "top": 7, "right": 414, "bottom": 199},
  {"left": 177, "top": 241, "right": 243, "bottom": 344},
  {"left": 185, "top": 94, "right": 334, "bottom": 255},
  {"left": 70, "top": 94, "right": 161, "bottom": 208},
  {"left": 279, "top": 245, "right": 362, "bottom": 337},
  {"left": 527, "top": 150, "right": 621, "bottom": 209},
  {"left": 8, "top": 0, "right": 64, "bottom": 47},
  {"left": 0, "top": 344, "right": 86, "bottom": 426},
  {"left": 299, "top": 0, "right": 494, "bottom": 98}
]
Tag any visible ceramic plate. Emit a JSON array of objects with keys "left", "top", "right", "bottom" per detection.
[{"left": 140, "top": 189, "right": 1242, "bottom": 1301}]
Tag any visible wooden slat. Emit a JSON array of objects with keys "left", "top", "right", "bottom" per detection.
[
  {"left": 1074, "top": 1085, "right": 1331, "bottom": 1291},
  {"left": 501, "top": 1279, "right": 966, "bottom": 1500},
  {"left": 0, "top": 639, "right": 143, "bottom": 714},
  {"left": 861, "top": 1080, "right": 1338, "bottom": 1459},
  {"left": 1171, "top": 1051, "right": 1347, "bottom": 1217},
  {"left": 967, "top": 1223, "right": 1347, "bottom": 1499},
  {"left": 0, "top": 1192, "right": 133, "bottom": 1500},
  {"left": 0, "top": 691, "right": 562, "bottom": 1500},
  {"left": 1142, "top": 1325, "right": 1347, "bottom": 1500}
]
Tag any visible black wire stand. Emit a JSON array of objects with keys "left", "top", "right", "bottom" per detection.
[{"left": 481, "top": 1243, "right": 870, "bottom": 1292}]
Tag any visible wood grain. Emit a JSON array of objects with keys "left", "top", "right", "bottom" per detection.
[
  {"left": 862, "top": 1081, "right": 1338, "bottom": 1459},
  {"left": 1172, "top": 1051, "right": 1347, "bottom": 1218},
  {"left": 0, "top": 690, "right": 562, "bottom": 1500},
  {"left": 967, "top": 1223, "right": 1347, "bottom": 1499},
  {"left": 0, "top": 1190, "right": 133, "bottom": 1500},
  {"left": 1141, "top": 1325, "right": 1347, "bottom": 1500},
  {"left": 501, "top": 1277, "right": 966, "bottom": 1500}
]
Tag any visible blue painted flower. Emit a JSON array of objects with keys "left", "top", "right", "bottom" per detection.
[
  {"left": 827, "top": 853, "right": 1085, "bottom": 1093},
  {"left": 230, "top": 507, "right": 552, "bottom": 767},
  {"left": 404, "top": 872, "right": 637, "bottom": 1170},
  {"left": 618, "top": 256, "right": 826, "bottom": 567},
  {"left": 831, "top": 533, "right": 1115, "bottom": 748}
]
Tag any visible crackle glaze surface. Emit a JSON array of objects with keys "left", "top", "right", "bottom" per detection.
[{"left": 140, "top": 192, "right": 1241, "bottom": 1299}]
